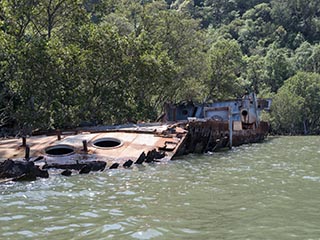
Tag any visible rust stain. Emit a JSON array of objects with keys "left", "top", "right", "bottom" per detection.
[{"left": 0, "top": 124, "right": 187, "bottom": 167}]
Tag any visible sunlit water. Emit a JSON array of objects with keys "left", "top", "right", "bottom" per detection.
[{"left": 1, "top": 136, "right": 320, "bottom": 239}]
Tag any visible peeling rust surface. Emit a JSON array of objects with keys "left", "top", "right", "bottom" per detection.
[
  {"left": 0, "top": 124, "right": 187, "bottom": 169},
  {"left": 0, "top": 120, "right": 270, "bottom": 181}
]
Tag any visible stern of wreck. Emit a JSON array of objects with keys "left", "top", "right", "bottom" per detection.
[{"left": 163, "top": 93, "right": 272, "bottom": 154}]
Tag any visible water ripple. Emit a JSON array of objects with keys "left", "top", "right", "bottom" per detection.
[{"left": 1, "top": 136, "right": 320, "bottom": 239}]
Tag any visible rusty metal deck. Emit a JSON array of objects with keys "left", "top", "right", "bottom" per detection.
[
  {"left": 0, "top": 124, "right": 188, "bottom": 168},
  {"left": 0, "top": 120, "right": 270, "bottom": 182}
]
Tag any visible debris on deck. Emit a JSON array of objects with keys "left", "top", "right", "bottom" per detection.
[
  {"left": 0, "top": 123, "right": 188, "bottom": 180},
  {"left": 0, "top": 93, "right": 272, "bottom": 182}
]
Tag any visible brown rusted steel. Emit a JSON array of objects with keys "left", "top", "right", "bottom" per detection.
[
  {"left": 25, "top": 145, "right": 30, "bottom": 161},
  {"left": 0, "top": 120, "right": 270, "bottom": 181},
  {"left": 82, "top": 140, "right": 88, "bottom": 152},
  {"left": 22, "top": 137, "right": 26, "bottom": 147},
  {"left": 0, "top": 124, "right": 188, "bottom": 171},
  {"left": 56, "top": 129, "right": 61, "bottom": 140},
  {"left": 181, "top": 120, "right": 269, "bottom": 154}
]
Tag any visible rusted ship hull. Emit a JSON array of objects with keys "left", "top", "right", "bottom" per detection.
[
  {"left": 0, "top": 119, "right": 270, "bottom": 182},
  {"left": 0, "top": 92, "right": 272, "bottom": 181},
  {"left": 182, "top": 120, "right": 269, "bottom": 154},
  {"left": 1, "top": 123, "right": 186, "bottom": 164}
]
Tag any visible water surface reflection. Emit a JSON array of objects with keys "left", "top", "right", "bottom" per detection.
[{"left": 1, "top": 136, "right": 320, "bottom": 239}]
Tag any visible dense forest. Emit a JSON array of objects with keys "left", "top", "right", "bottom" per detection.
[{"left": 1, "top": 0, "right": 320, "bottom": 135}]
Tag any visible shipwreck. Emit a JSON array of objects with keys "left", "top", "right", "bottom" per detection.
[{"left": 0, "top": 93, "right": 271, "bottom": 182}]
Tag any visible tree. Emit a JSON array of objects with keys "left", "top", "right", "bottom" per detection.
[
  {"left": 242, "top": 54, "right": 266, "bottom": 93},
  {"left": 271, "top": 72, "right": 320, "bottom": 134},
  {"left": 0, "top": 31, "right": 15, "bottom": 129},
  {"left": 31, "top": 0, "right": 89, "bottom": 39},
  {"left": 199, "top": 0, "right": 237, "bottom": 28},
  {"left": 293, "top": 42, "right": 320, "bottom": 74},
  {"left": 117, "top": 2, "right": 207, "bottom": 102},
  {"left": 271, "top": 0, "right": 320, "bottom": 44},
  {"left": 293, "top": 41, "right": 313, "bottom": 72},
  {"left": 73, "top": 24, "right": 130, "bottom": 124},
  {"left": 205, "top": 38, "right": 244, "bottom": 100},
  {"left": 237, "top": 3, "right": 275, "bottom": 54},
  {"left": 270, "top": 88, "right": 304, "bottom": 134},
  {"left": 125, "top": 32, "right": 178, "bottom": 120},
  {"left": 236, "top": 0, "right": 271, "bottom": 15},
  {"left": 306, "top": 44, "right": 320, "bottom": 73},
  {"left": 0, "top": 0, "right": 35, "bottom": 41},
  {"left": 2, "top": 0, "right": 320, "bottom": 135},
  {"left": 264, "top": 44, "right": 293, "bottom": 92},
  {"left": 151, "top": 10, "right": 206, "bottom": 101}
]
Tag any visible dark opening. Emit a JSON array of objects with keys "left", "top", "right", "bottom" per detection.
[
  {"left": 191, "top": 107, "right": 198, "bottom": 117},
  {"left": 182, "top": 109, "right": 189, "bottom": 115},
  {"left": 242, "top": 110, "right": 248, "bottom": 116},
  {"left": 45, "top": 145, "right": 74, "bottom": 156},
  {"left": 93, "top": 138, "right": 122, "bottom": 148}
]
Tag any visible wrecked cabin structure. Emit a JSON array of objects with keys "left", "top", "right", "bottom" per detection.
[{"left": 163, "top": 93, "right": 272, "bottom": 153}]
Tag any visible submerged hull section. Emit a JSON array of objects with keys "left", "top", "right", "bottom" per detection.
[
  {"left": 0, "top": 124, "right": 187, "bottom": 166},
  {"left": 0, "top": 102, "right": 270, "bottom": 181},
  {"left": 182, "top": 120, "right": 269, "bottom": 154},
  {"left": 0, "top": 120, "right": 268, "bottom": 167}
]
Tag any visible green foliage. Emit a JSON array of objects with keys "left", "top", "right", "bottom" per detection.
[
  {"left": 271, "top": 0, "right": 320, "bottom": 44},
  {"left": 242, "top": 54, "right": 266, "bottom": 93},
  {"left": 270, "top": 89, "right": 304, "bottom": 134},
  {"left": 264, "top": 45, "right": 294, "bottom": 92},
  {"left": 205, "top": 38, "right": 244, "bottom": 100},
  {"left": 1, "top": 0, "right": 320, "bottom": 134},
  {"left": 0, "top": 31, "right": 14, "bottom": 128},
  {"left": 271, "top": 72, "right": 320, "bottom": 134}
]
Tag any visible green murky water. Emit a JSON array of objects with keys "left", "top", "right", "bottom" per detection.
[{"left": 1, "top": 136, "right": 320, "bottom": 239}]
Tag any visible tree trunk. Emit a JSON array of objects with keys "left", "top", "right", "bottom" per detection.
[{"left": 303, "top": 119, "right": 308, "bottom": 135}]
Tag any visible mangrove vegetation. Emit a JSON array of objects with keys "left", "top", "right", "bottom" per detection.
[{"left": 1, "top": 0, "right": 320, "bottom": 135}]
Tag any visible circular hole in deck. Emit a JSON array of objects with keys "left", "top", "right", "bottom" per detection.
[
  {"left": 45, "top": 145, "right": 75, "bottom": 156},
  {"left": 92, "top": 138, "right": 122, "bottom": 149}
]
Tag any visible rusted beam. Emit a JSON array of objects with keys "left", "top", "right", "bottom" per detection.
[
  {"left": 25, "top": 145, "right": 30, "bottom": 161},
  {"left": 22, "top": 137, "right": 27, "bottom": 147},
  {"left": 56, "top": 129, "right": 61, "bottom": 140},
  {"left": 82, "top": 140, "right": 88, "bottom": 152}
]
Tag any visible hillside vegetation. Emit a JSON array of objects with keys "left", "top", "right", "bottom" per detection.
[{"left": 1, "top": 0, "right": 320, "bottom": 135}]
